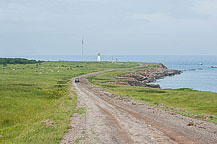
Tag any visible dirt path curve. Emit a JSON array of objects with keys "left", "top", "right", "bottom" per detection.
[{"left": 61, "top": 65, "right": 217, "bottom": 144}]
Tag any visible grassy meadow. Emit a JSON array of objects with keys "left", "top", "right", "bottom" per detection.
[
  {"left": 88, "top": 63, "right": 217, "bottom": 123},
  {"left": 0, "top": 61, "right": 137, "bottom": 144}
]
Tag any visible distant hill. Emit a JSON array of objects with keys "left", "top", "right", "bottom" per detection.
[{"left": 0, "top": 58, "right": 44, "bottom": 65}]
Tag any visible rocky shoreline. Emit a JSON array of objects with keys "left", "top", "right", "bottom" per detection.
[
  {"left": 125, "top": 64, "right": 182, "bottom": 88},
  {"left": 107, "top": 64, "right": 182, "bottom": 88}
]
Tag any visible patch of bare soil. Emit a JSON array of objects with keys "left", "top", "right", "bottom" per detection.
[{"left": 61, "top": 68, "right": 217, "bottom": 144}]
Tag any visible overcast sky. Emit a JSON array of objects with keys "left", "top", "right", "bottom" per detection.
[{"left": 0, "top": 0, "right": 217, "bottom": 56}]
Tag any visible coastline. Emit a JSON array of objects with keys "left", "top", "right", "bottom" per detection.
[
  {"left": 88, "top": 62, "right": 217, "bottom": 124},
  {"left": 3, "top": 55, "right": 217, "bottom": 92},
  {"left": 114, "top": 64, "right": 182, "bottom": 88}
]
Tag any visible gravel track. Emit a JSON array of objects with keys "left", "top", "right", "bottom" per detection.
[{"left": 61, "top": 68, "right": 217, "bottom": 144}]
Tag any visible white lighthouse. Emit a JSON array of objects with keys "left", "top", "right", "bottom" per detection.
[{"left": 97, "top": 53, "right": 101, "bottom": 62}]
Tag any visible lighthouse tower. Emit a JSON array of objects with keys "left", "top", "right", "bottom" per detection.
[{"left": 97, "top": 53, "right": 101, "bottom": 62}]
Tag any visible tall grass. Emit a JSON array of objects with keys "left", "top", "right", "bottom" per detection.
[{"left": 0, "top": 61, "right": 137, "bottom": 143}]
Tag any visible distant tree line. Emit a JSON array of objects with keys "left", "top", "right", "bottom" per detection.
[{"left": 0, "top": 58, "right": 44, "bottom": 65}]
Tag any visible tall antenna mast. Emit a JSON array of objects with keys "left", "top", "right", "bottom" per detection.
[{"left": 82, "top": 37, "right": 84, "bottom": 62}]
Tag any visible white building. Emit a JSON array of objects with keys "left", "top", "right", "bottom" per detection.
[{"left": 97, "top": 53, "right": 101, "bottom": 62}]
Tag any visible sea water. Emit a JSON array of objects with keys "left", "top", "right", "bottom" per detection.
[
  {"left": 110, "top": 55, "right": 217, "bottom": 93},
  {"left": 6, "top": 55, "right": 217, "bottom": 93}
]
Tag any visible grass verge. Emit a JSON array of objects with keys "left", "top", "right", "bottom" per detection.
[
  {"left": 0, "top": 61, "right": 137, "bottom": 143},
  {"left": 87, "top": 63, "right": 217, "bottom": 123}
]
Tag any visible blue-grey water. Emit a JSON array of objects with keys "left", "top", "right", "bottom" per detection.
[{"left": 3, "top": 55, "right": 217, "bottom": 93}]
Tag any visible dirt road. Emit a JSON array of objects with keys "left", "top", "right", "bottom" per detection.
[{"left": 61, "top": 69, "right": 217, "bottom": 144}]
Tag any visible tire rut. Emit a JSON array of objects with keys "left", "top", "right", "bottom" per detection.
[{"left": 61, "top": 66, "right": 217, "bottom": 144}]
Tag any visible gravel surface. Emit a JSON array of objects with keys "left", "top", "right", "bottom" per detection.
[{"left": 61, "top": 68, "right": 217, "bottom": 144}]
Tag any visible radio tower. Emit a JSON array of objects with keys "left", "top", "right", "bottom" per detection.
[{"left": 81, "top": 37, "right": 84, "bottom": 62}]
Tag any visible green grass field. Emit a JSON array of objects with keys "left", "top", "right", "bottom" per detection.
[
  {"left": 88, "top": 63, "right": 217, "bottom": 123},
  {"left": 0, "top": 61, "right": 137, "bottom": 144}
]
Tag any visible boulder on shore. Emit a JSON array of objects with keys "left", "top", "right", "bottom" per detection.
[{"left": 125, "top": 64, "right": 182, "bottom": 88}]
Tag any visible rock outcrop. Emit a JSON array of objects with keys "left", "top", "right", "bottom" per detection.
[{"left": 125, "top": 64, "right": 182, "bottom": 88}]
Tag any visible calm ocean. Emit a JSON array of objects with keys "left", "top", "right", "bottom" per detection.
[{"left": 10, "top": 55, "right": 217, "bottom": 93}]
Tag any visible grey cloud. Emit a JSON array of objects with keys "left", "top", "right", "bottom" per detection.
[{"left": 0, "top": 0, "right": 217, "bottom": 56}]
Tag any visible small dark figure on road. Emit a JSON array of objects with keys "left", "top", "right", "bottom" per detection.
[{"left": 75, "top": 78, "right": 80, "bottom": 83}]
